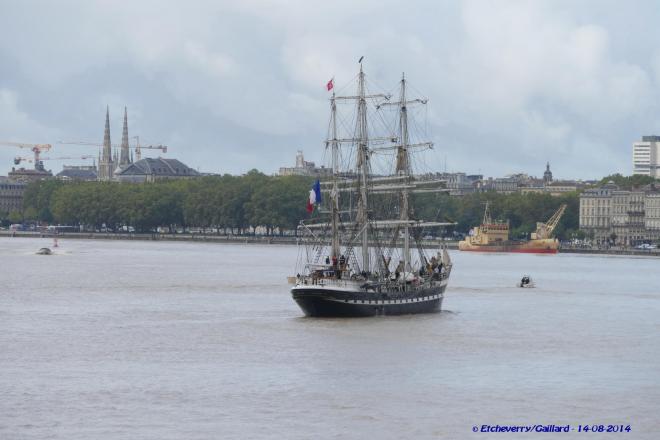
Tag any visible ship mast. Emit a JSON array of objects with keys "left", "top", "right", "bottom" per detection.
[
  {"left": 330, "top": 92, "right": 340, "bottom": 260},
  {"left": 320, "top": 61, "right": 391, "bottom": 273},
  {"left": 397, "top": 73, "right": 412, "bottom": 272},
  {"left": 356, "top": 63, "right": 371, "bottom": 272},
  {"left": 310, "top": 64, "right": 451, "bottom": 276}
]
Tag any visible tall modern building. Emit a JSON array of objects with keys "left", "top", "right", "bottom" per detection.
[
  {"left": 632, "top": 136, "right": 660, "bottom": 177},
  {"left": 98, "top": 107, "right": 114, "bottom": 181}
]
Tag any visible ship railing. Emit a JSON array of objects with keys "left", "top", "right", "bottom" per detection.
[
  {"left": 298, "top": 274, "right": 361, "bottom": 289},
  {"left": 298, "top": 267, "right": 450, "bottom": 288}
]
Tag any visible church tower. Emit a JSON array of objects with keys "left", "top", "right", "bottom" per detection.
[
  {"left": 119, "top": 107, "right": 131, "bottom": 167},
  {"left": 543, "top": 162, "right": 553, "bottom": 184},
  {"left": 98, "top": 106, "right": 114, "bottom": 181}
]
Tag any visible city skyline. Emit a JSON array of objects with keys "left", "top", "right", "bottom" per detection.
[{"left": 3, "top": 1, "right": 660, "bottom": 179}]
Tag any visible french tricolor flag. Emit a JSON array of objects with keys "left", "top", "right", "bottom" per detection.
[{"left": 306, "top": 179, "right": 322, "bottom": 213}]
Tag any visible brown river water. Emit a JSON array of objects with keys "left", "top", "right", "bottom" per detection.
[{"left": 1, "top": 238, "right": 659, "bottom": 439}]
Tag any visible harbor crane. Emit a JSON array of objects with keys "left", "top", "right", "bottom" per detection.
[
  {"left": 0, "top": 141, "right": 52, "bottom": 168},
  {"left": 531, "top": 204, "right": 567, "bottom": 240}
]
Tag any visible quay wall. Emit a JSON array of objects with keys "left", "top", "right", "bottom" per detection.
[
  {"left": 0, "top": 231, "right": 458, "bottom": 249},
  {"left": 2, "top": 231, "right": 659, "bottom": 257}
]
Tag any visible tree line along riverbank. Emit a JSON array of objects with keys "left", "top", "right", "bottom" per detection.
[{"left": 1, "top": 170, "right": 586, "bottom": 238}]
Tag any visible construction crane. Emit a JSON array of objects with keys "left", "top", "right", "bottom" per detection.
[
  {"left": 132, "top": 136, "right": 168, "bottom": 160},
  {"left": 13, "top": 155, "right": 95, "bottom": 165},
  {"left": 531, "top": 204, "right": 567, "bottom": 240},
  {"left": 58, "top": 136, "right": 168, "bottom": 160},
  {"left": 0, "top": 141, "right": 52, "bottom": 169}
]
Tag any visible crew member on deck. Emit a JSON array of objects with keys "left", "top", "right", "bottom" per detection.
[{"left": 395, "top": 260, "right": 404, "bottom": 279}]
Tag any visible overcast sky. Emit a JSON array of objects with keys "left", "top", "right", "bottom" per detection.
[{"left": 2, "top": 0, "right": 660, "bottom": 179}]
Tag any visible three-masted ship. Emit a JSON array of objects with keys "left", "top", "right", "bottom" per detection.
[{"left": 290, "top": 63, "right": 453, "bottom": 317}]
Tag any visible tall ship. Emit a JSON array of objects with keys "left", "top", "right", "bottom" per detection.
[
  {"left": 458, "top": 202, "right": 566, "bottom": 254},
  {"left": 290, "top": 63, "right": 453, "bottom": 317}
]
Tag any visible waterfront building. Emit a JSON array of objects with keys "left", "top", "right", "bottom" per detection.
[
  {"left": 0, "top": 177, "right": 25, "bottom": 214},
  {"left": 114, "top": 157, "right": 200, "bottom": 182},
  {"left": 579, "top": 182, "right": 616, "bottom": 244},
  {"left": 544, "top": 181, "right": 580, "bottom": 196},
  {"left": 610, "top": 187, "right": 646, "bottom": 246},
  {"left": 279, "top": 150, "right": 332, "bottom": 177},
  {"left": 519, "top": 185, "right": 545, "bottom": 195},
  {"left": 518, "top": 174, "right": 546, "bottom": 194},
  {"left": 580, "top": 182, "right": 660, "bottom": 246},
  {"left": 480, "top": 176, "right": 520, "bottom": 194},
  {"left": 632, "top": 135, "right": 660, "bottom": 177},
  {"left": 436, "top": 172, "right": 476, "bottom": 196},
  {"left": 516, "top": 164, "right": 582, "bottom": 196},
  {"left": 56, "top": 165, "right": 98, "bottom": 181},
  {"left": 7, "top": 165, "right": 52, "bottom": 183},
  {"left": 519, "top": 180, "right": 581, "bottom": 196},
  {"left": 645, "top": 187, "right": 660, "bottom": 241},
  {"left": 417, "top": 172, "right": 480, "bottom": 196}
]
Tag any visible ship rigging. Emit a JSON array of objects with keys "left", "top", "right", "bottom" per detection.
[{"left": 290, "top": 63, "right": 454, "bottom": 317}]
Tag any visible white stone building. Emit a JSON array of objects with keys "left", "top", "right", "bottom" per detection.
[
  {"left": 580, "top": 182, "right": 660, "bottom": 246},
  {"left": 579, "top": 182, "right": 616, "bottom": 244},
  {"left": 645, "top": 190, "right": 660, "bottom": 241}
]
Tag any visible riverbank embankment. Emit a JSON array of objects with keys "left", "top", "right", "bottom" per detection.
[
  {"left": 3, "top": 231, "right": 659, "bottom": 257},
  {"left": 559, "top": 247, "right": 660, "bottom": 257},
  {"left": 0, "top": 231, "right": 458, "bottom": 249}
]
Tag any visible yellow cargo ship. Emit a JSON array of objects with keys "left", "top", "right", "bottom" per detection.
[{"left": 458, "top": 203, "right": 566, "bottom": 254}]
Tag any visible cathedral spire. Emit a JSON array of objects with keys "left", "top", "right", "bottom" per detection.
[
  {"left": 99, "top": 106, "right": 114, "bottom": 181},
  {"left": 119, "top": 106, "right": 131, "bottom": 166},
  {"left": 104, "top": 106, "right": 111, "bottom": 154}
]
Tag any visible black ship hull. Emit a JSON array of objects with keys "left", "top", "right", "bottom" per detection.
[{"left": 291, "top": 284, "right": 446, "bottom": 317}]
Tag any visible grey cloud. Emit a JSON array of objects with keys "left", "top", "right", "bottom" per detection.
[{"left": 1, "top": 0, "right": 660, "bottom": 179}]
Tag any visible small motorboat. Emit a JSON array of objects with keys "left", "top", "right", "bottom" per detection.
[
  {"left": 517, "top": 275, "right": 535, "bottom": 288},
  {"left": 36, "top": 247, "right": 52, "bottom": 255}
]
